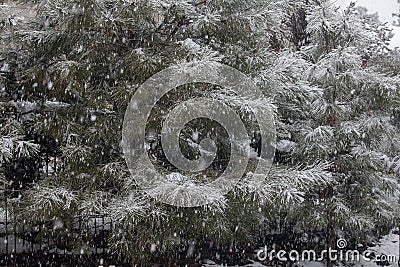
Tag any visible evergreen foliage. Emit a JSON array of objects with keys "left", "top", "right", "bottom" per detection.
[{"left": 0, "top": 0, "right": 399, "bottom": 264}]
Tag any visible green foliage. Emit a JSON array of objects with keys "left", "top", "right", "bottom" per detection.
[{"left": 0, "top": 0, "right": 399, "bottom": 263}]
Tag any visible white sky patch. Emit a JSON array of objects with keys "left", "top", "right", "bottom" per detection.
[
  {"left": 335, "top": 0, "right": 400, "bottom": 48},
  {"left": 391, "top": 26, "right": 400, "bottom": 48}
]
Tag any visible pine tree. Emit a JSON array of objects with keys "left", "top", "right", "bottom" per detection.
[
  {"left": 0, "top": 2, "right": 41, "bottom": 198},
  {"left": 5, "top": 0, "right": 320, "bottom": 263},
  {"left": 279, "top": 2, "right": 400, "bottom": 265},
  {"left": 1, "top": 0, "right": 399, "bottom": 265}
]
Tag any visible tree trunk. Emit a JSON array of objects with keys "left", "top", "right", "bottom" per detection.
[
  {"left": 326, "top": 185, "right": 335, "bottom": 267},
  {"left": 326, "top": 217, "right": 335, "bottom": 267}
]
